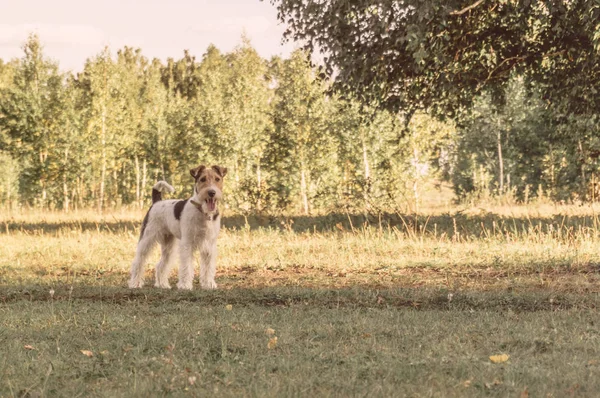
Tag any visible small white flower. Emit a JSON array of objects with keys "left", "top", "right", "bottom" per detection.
[
  {"left": 447, "top": 293, "right": 453, "bottom": 302},
  {"left": 49, "top": 289, "right": 55, "bottom": 298}
]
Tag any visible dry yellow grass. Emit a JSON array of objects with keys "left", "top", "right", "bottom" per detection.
[{"left": 2, "top": 204, "right": 600, "bottom": 292}]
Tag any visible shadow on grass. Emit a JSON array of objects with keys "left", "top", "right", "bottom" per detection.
[
  {"left": 2, "top": 211, "right": 600, "bottom": 237},
  {"left": 1, "top": 284, "right": 598, "bottom": 312}
]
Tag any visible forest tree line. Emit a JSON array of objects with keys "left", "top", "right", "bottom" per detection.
[{"left": 0, "top": 34, "right": 599, "bottom": 214}]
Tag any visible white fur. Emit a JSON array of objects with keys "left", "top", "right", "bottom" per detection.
[
  {"left": 129, "top": 180, "right": 222, "bottom": 290},
  {"left": 153, "top": 181, "right": 175, "bottom": 194}
]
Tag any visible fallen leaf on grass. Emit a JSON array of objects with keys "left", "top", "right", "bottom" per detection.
[
  {"left": 361, "top": 333, "right": 372, "bottom": 338},
  {"left": 81, "top": 350, "right": 94, "bottom": 357},
  {"left": 489, "top": 354, "right": 509, "bottom": 363},
  {"left": 267, "top": 337, "right": 278, "bottom": 349},
  {"left": 24, "top": 345, "right": 35, "bottom": 350},
  {"left": 520, "top": 387, "right": 529, "bottom": 398},
  {"left": 265, "top": 328, "right": 275, "bottom": 336},
  {"left": 225, "top": 304, "right": 233, "bottom": 311},
  {"left": 485, "top": 379, "right": 503, "bottom": 389},
  {"left": 462, "top": 379, "right": 472, "bottom": 387}
]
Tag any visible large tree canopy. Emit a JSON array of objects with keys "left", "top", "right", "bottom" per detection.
[{"left": 269, "top": 0, "right": 600, "bottom": 117}]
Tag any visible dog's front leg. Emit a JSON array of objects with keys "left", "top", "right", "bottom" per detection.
[
  {"left": 177, "top": 241, "right": 195, "bottom": 290},
  {"left": 200, "top": 242, "right": 218, "bottom": 289}
]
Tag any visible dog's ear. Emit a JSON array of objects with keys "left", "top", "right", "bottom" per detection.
[
  {"left": 190, "top": 165, "right": 206, "bottom": 180},
  {"left": 211, "top": 165, "right": 228, "bottom": 178}
]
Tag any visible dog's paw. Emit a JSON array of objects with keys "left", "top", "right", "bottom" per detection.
[
  {"left": 128, "top": 279, "right": 144, "bottom": 289},
  {"left": 177, "top": 282, "right": 193, "bottom": 290},
  {"left": 201, "top": 280, "right": 218, "bottom": 290},
  {"left": 154, "top": 281, "right": 171, "bottom": 289}
]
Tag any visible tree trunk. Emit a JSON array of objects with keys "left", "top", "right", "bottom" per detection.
[
  {"left": 71, "top": 186, "right": 77, "bottom": 212},
  {"left": 39, "top": 150, "right": 47, "bottom": 208},
  {"left": 578, "top": 139, "right": 586, "bottom": 194},
  {"left": 300, "top": 162, "right": 309, "bottom": 215},
  {"left": 113, "top": 167, "right": 119, "bottom": 208},
  {"left": 256, "top": 160, "right": 262, "bottom": 210},
  {"left": 99, "top": 107, "right": 107, "bottom": 212},
  {"left": 7, "top": 178, "right": 12, "bottom": 210},
  {"left": 41, "top": 182, "right": 47, "bottom": 209},
  {"left": 76, "top": 176, "right": 83, "bottom": 210},
  {"left": 497, "top": 130, "right": 504, "bottom": 193},
  {"left": 362, "top": 138, "right": 371, "bottom": 209},
  {"left": 257, "top": 162, "right": 262, "bottom": 188},
  {"left": 413, "top": 146, "right": 420, "bottom": 213},
  {"left": 135, "top": 154, "right": 140, "bottom": 208},
  {"left": 63, "top": 148, "right": 70, "bottom": 212},
  {"left": 141, "top": 158, "right": 147, "bottom": 208},
  {"left": 234, "top": 155, "right": 240, "bottom": 184},
  {"left": 98, "top": 61, "right": 109, "bottom": 212},
  {"left": 63, "top": 179, "right": 69, "bottom": 212}
]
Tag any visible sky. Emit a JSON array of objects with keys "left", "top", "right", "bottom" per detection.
[{"left": 0, "top": 0, "right": 299, "bottom": 72}]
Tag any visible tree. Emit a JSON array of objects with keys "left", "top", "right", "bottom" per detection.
[
  {"left": 0, "top": 59, "right": 16, "bottom": 89},
  {"left": 451, "top": 76, "right": 555, "bottom": 201},
  {"left": 77, "top": 47, "right": 121, "bottom": 211},
  {"left": 221, "top": 36, "right": 273, "bottom": 212},
  {"left": 0, "top": 34, "right": 66, "bottom": 207},
  {"left": 113, "top": 47, "right": 150, "bottom": 206},
  {"left": 137, "top": 59, "right": 170, "bottom": 206},
  {"left": 0, "top": 60, "right": 19, "bottom": 207},
  {"left": 161, "top": 50, "right": 201, "bottom": 100},
  {"left": 269, "top": 0, "right": 600, "bottom": 117},
  {"left": 331, "top": 99, "right": 398, "bottom": 211},
  {"left": 269, "top": 50, "right": 333, "bottom": 214}
]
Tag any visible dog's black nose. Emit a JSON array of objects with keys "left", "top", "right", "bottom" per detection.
[{"left": 208, "top": 190, "right": 216, "bottom": 198}]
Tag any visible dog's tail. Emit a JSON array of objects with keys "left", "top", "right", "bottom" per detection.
[{"left": 152, "top": 181, "right": 175, "bottom": 203}]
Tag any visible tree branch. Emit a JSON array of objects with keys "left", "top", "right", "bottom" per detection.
[
  {"left": 486, "top": 55, "right": 527, "bottom": 82},
  {"left": 450, "top": 0, "right": 485, "bottom": 16},
  {"left": 483, "top": 50, "right": 567, "bottom": 85}
]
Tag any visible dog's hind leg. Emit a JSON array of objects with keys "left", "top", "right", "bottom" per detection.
[
  {"left": 129, "top": 234, "right": 156, "bottom": 288},
  {"left": 154, "top": 235, "right": 175, "bottom": 289}
]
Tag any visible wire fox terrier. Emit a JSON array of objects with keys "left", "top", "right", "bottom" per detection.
[{"left": 129, "top": 165, "right": 227, "bottom": 290}]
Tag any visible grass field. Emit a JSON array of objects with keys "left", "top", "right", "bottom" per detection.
[{"left": 2, "top": 205, "right": 600, "bottom": 397}]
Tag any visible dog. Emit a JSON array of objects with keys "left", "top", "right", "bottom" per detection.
[{"left": 129, "top": 165, "right": 227, "bottom": 290}]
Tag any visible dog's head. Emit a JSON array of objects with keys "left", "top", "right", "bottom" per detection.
[{"left": 190, "top": 165, "right": 227, "bottom": 213}]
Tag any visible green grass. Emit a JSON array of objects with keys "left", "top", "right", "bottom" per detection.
[{"left": 2, "top": 206, "right": 600, "bottom": 396}]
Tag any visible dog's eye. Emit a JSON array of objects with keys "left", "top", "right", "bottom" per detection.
[
  {"left": 215, "top": 177, "right": 220, "bottom": 182},
  {"left": 200, "top": 177, "right": 207, "bottom": 182}
]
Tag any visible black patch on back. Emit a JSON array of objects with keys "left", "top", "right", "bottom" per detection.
[
  {"left": 152, "top": 188, "right": 162, "bottom": 203},
  {"left": 174, "top": 199, "right": 188, "bottom": 220},
  {"left": 139, "top": 205, "right": 153, "bottom": 241}
]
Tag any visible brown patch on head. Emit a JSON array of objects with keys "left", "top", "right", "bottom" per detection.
[
  {"left": 190, "top": 165, "right": 206, "bottom": 180},
  {"left": 211, "top": 165, "right": 228, "bottom": 178}
]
